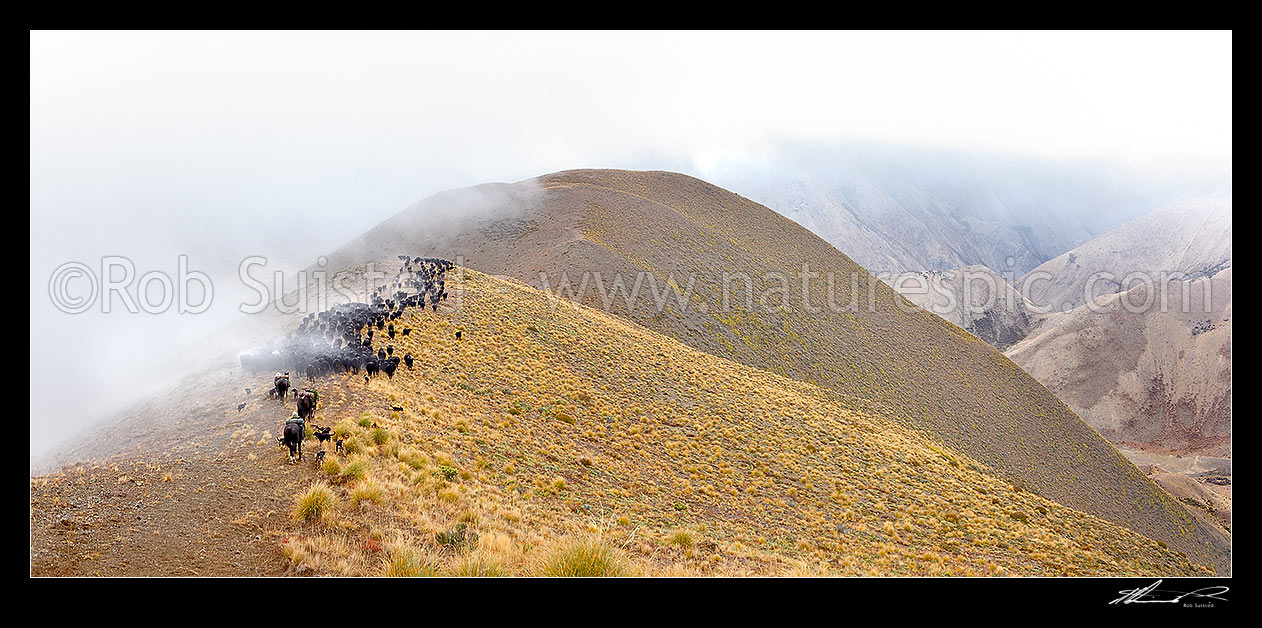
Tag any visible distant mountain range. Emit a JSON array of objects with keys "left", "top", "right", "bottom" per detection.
[
  {"left": 1009, "top": 197, "right": 1232, "bottom": 458},
  {"left": 1019, "top": 197, "right": 1232, "bottom": 313},
  {"left": 875, "top": 195, "right": 1231, "bottom": 461},
  {"left": 701, "top": 144, "right": 1171, "bottom": 276}
]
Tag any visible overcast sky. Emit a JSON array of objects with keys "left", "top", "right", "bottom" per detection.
[{"left": 29, "top": 30, "right": 1232, "bottom": 460}]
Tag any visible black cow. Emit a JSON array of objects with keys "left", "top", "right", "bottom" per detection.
[
  {"left": 278, "top": 421, "right": 303, "bottom": 464},
  {"left": 297, "top": 391, "right": 316, "bottom": 420},
  {"left": 274, "top": 374, "right": 291, "bottom": 400}
]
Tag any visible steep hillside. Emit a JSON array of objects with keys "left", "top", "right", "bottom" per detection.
[
  {"left": 1020, "top": 197, "right": 1232, "bottom": 312},
  {"left": 887, "top": 265, "right": 1038, "bottom": 350},
  {"left": 1008, "top": 269, "right": 1231, "bottom": 457},
  {"left": 1145, "top": 466, "right": 1231, "bottom": 537},
  {"left": 31, "top": 269, "right": 1212, "bottom": 576},
  {"left": 321, "top": 169, "right": 1228, "bottom": 572},
  {"left": 1008, "top": 196, "right": 1231, "bottom": 459}
]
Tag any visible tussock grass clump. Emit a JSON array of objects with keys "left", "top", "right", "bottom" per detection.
[
  {"left": 351, "top": 480, "right": 385, "bottom": 507},
  {"left": 398, "top": 448, "right": 429, "bottom": 470},
  {"left": 321, "top": 457, "right": 342, "bottom": 476},
  {"left": 436, "top": 523, "right": 475, "bottom": 549},
  {"left": 381, "top": 548, "right": 436, "bottom": 577},
  {"left": 537, "top": 537, "right": 632, "bottom": 577},
  {"left": 667, "top": 530, "right": 695, "bottom": 549},
  {"left": 448, "top": 552, "right": 507, "bottom": 577},
  {"left": 292, "top": 483, "right": 336, "bottom": 523},
  {"left": 371, "top": 428, "right": 390, "bottom": 446},
  {"left": 339, "top": 459, "right": 368, "bottom": 483},
  {"left": 333, "top": 419, "right": 357, "bottom": 440}
]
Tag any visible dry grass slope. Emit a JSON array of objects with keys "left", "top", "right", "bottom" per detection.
[
  {"left": 272, "top": 269, "right": 1207, "bottom": 576},
  {"left": 322, "top": 169, "right": 1228, "bottom": 572}
]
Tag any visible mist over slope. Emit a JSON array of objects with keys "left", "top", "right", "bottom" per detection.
[
  {"left": 696, "top": 144, "right": 1168, "bottom": 276},
  {"left": 321, "top": 168, "right": 1228, "bottom": 572},
  {"left": 1020, "top": 197, "right": 1232, "bottom": 312}
]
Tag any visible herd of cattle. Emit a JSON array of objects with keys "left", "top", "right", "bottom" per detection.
[
  {"left": 240, "top": 257, "right": 453, "bottom": 382},
  {"left": 238, "top": 256, "right": 455, "bottom": 464}
]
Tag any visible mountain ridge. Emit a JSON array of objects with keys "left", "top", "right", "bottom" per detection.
[
  {"left": 317, "top": 168, "right": 1230, "bottom": 572},
  {"left": 32, "top": 169, "right": 1230, "bottom": 575}
]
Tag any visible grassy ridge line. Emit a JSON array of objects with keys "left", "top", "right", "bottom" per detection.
[
  {"left": 306, "top": 169, "right": 1226, "bottom": 572},
  {"left": 280, "top": 268, "right": 1207, "bottom": 576}
]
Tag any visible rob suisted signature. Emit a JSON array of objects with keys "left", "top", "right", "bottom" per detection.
[{"left": 1110, "top": 580, "right": 1229, "bottom": 605}]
